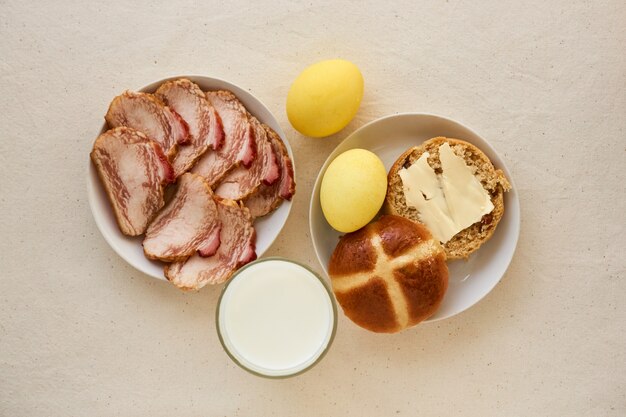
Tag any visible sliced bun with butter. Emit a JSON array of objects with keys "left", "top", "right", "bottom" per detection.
[
  {"left": 329, "top": 215, "right": 448, "bottom": 333},
  {"left": 385, "top": 137, "right": 511, "bottom": 260}
]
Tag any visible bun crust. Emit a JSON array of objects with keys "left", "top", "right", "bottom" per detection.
[
  {"left": 384, "top": 137, "right": 511, "bottom": 259},
  {"left": 329, "top": 215, "right": 448, "bottom": 333}
]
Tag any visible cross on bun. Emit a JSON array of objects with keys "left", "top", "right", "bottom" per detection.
[{"left": 328, "top": 215, "right": 448, "bottom": 333}]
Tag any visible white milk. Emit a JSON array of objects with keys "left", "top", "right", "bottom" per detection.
[{"left": 217, "top": 259, "right": 336, "bottom": 377}]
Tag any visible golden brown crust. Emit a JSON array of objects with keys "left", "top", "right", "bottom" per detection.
[
  {"left": 328, "top": 228, "right": 377, "bottom": 276},
  {"left": 385, "top": 137, "right": 511, "bottom": 259},
  {"left": 375, "top": 214, "right": 430, "bottom": 258},
  {"left": 395, "top": 253, "right": 448, "bottom": 326},
  {"left": 334, "top": 277, "right": 400, "bottom": 333},
  {"left": 329, "top": 215, "right": 448, "bottom": 333}
]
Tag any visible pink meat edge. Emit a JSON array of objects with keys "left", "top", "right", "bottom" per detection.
[
  {"left": 152, "top": 142, "right": 176, "bottom": 184},
  {"left": 237, "top": 228, "right": 257, "bottom": 267},
  {"left": 197, "top": 225, "right": 221, "bottom": 257},
  {"left": 239, "top": 124, "right": 256, "bottom": 168},
  {"left": 278, "top": 155, "right": 295, "bottom": 200},
  {"left": 262, "top": 145, "right": 280, "bottom": 185},
  {"left": 211, "top": 111, "right": 226, "bottom": 151},
  {"left": 171, "top": 109, "right": 191, "bottom": 145}
]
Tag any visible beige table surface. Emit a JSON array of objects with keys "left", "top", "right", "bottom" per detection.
[{"left": 1, "top": 0, "right": 625, "bottom": 415}]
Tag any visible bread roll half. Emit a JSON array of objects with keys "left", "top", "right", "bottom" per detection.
[{"left": 385, "top": 137, "right": 511, "bottom": 259}]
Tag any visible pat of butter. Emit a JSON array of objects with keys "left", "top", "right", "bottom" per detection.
[
  {"left": 398, "top": 152, "right": 459, "bottom": 243},
  {"left": 398, "top": 143, "right": 494, "bottom": 243}
]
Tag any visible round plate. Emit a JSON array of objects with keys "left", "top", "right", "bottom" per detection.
[
  {"left": 309, "top": 113, "right": 520, "bottom": 322},
  {"left": 87, "top": 75, "right": 294, "bottom": 280}
]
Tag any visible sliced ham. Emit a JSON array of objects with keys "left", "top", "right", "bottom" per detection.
[
  {"left": 105, "top": 91, "right": 189, "bottom": 158},
  {"left": 142, "top": 173, "right": 221, "bottom": 262},
  {"left": 214, "top": 115, "right": 279, "bottom": 200},
  {"left": 165, "top": 199, "right": 256, "bottom": 291},
  {"left": 91, "top": 126, "right": 175, "bottom": 236},
  {"left": 191, "top": 91, "right": 256, "bottom": 186},
  {"left": 155, "top": 79, "right": 224, "bottom": 176},
  {"left": 243, "top": 125, "right": 296, "bottom": 218}
]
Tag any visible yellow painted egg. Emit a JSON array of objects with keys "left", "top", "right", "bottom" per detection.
[
  {"left": 287, "top": 59, "right": 364, "bottom": 138},
  {"left": 320, "top": 149, "right": 387, "bottom": 233}
]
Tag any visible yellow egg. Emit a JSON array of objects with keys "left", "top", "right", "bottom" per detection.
[
  {"left": 320, "top": 149, "right": 387, "bottom": 233},
  {"left": 287, "top": 59, "right": 364, "bottom": 138}
]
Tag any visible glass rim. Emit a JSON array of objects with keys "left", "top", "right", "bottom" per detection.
[{"left": 215, "top": 256, "right": 338, "bottom": 379}]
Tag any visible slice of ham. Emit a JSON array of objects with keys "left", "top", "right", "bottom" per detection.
[
  {"left": 142, "top": 173, "right": 221, "bottom": 262},
  {"left": 243, "top": 124, "right": 296, "bottom": 218},
  {"left": 91, "top": 126, "right": 175, "bottom": 236},
  {"left": 165, "top": 199, "right": 257, "bottom": 291},
  {"left": 155, "top": 79, "right": 224, "bottom": 176},
  {"left": 213, "top": 115, "right": 279, "bottom": 200},
  {"left": 191, "top": 91, "right": 256, "bottom": 186},
  {"left": 105, "top": 91, "right": 189, "bottom": 158}
]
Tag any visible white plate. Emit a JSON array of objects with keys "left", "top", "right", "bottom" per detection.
[
  {"left": 309, "top": 113, "right": 520, "bottom": 322},
  {"left": 87, "top": 76, "right": 294, "bottom": 280}
]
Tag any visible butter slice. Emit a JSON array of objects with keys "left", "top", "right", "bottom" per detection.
[
  {"left": 398, "top": 153, "right": 459, "bottom": 243},
  {"left": 398, "top": 143, "right": 494, "bottom": 243}
]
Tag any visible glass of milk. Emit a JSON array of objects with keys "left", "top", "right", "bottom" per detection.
[{"left": 216, "top": 257, "right": 337, "bottom": 378}]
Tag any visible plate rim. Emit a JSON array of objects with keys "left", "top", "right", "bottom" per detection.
[
  {"left": 87, "top": 75, "right": 295, "bottom": 280},
  {"left": 308, "top": 112, "right": 520, "bottom": 322}
]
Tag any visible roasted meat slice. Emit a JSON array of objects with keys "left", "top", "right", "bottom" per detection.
[
  {"left": 155, "top": 79, "right": 224, "bottom": 176},
  {"left": 105, "top": 91, "right": 189, "bottom": 158},
  {"left": 143, "top": 173, "right": 221, "bottom": 262},
  {"left": 243, "top": 125, "right": 296, "bottom": 218},
  {"left": 214, "top": 115, "right": 279, "bottom": 200},
  {"left": 90, "top": 127, "right": 175, "bottom": 236},
  {"left": 191, "top": 90, "right": 256, "bottom": 186},
  {"left": 165, "top": 199, "right": 256, "bottom": 291}
]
